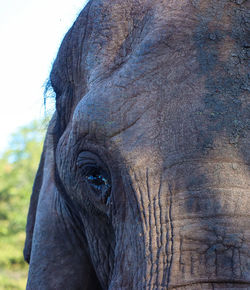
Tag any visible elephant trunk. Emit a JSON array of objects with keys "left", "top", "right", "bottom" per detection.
[
  {"left": 109, "top": 170, "right": 173, "bottom": 289},
  {"left": 109, "top": 159, "right": 250, "bottom": 289}
]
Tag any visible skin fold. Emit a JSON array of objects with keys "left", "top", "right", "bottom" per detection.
[{"left": 24, "top": 0, "right": 250, "bottom": 289}]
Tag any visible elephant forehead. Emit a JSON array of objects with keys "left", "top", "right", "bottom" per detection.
[
  {"left": 56, "top": 0, "right": 249, "bottom": 167},
  {"left": 72, "top": 81, "right": 158, "bottom": 143},
  {"left": 70, "top": 76, "right": 205, "bottom": 169},
  {"left": 68, "top": 3, "right": 202, "bottom": 150},
  {"left": 50, "top": 0, "right": 197, "bottom": 94}
]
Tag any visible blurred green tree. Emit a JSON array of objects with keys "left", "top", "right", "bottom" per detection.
[{"left": 0, "top": 118, "right": 48, "bottom": 289}]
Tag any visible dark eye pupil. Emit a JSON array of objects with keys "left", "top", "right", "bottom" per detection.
[
  {"left": 86, "top": 169, "right": 109, "bottom": 187},
  {"left": 87, "top": 174, "right": 108, "bottom": 186}
]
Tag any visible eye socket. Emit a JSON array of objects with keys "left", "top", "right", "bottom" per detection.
[{"left": 77, "top": 152, "right": 111, "bottom": 205}]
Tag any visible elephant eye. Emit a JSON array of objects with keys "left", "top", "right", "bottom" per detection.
[
  {"left": 82, "top": 166, "right": 111, "bottom": 204},
  {"left": 77, "top": 152, "right": 111, "bottom": 205},
  {"left": 84, "top": 167, "right": 110, "bottom": 189}
]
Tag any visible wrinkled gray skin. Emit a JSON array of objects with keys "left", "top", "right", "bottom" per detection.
[{"left": 24, "top": 0, "right": 250, "bottom": 289}]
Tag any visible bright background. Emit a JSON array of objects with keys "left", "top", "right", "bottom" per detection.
[{"left": 0, "top": 0, "right": 88, "bottom": 153}]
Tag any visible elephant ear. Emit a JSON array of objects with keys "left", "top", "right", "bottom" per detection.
[
  {"left": 23, "top": 139, "right": 45, "bottom": 263},
  {"left": 24, "top": 115, "right": 102, "bottom": 289},
  {"left": 23, "top": 114, "right": 57, "bottom": 264}
]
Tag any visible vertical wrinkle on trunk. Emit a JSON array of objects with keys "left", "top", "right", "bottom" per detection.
[
  {"left": 153, "top": 186, "right": 160, "bottom": 285},
  {"left": 136, "top": 168, "right": 173, "bottom": 288},
  {"left": 132, "top": 170, "right": 149, "bottom": 286},
  {"left": 134, "top": 171, "right": 148, "bottom": 230},
  {"left": 111, "top": 168, "right": 174, "bottom": 289},
  {"left": 127, "top": 175, "right": 146, "bottom": 287},
  {"left": 146, "top": 168, "right": 154, "bottom": 288},
  {"left": 111, "top": 172, "right": 149, "bottom": 289},
  {"left": 156, "top": 173, "right": 163, "bottom": 286},
  {"left": 161, "top": 182, "right": 174, "bottom": 288},
  {"left": 167, "top": 184, "right": 174, "bottom": 288}
]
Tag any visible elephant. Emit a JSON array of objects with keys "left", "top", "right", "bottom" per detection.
[{"left": 24, "top": 0, "right": 250, "bottom": 289}]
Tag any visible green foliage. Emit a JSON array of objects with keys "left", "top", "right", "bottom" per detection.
[{"left": 0, "top": 119, "right": 48, "bottom": 289}]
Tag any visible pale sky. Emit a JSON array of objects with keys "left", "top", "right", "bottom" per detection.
[{"left": 0, "top": 0, "right": 88, "bottom": 152}]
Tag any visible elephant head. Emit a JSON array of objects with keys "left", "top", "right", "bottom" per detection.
[{"left": 24, "top": 0, "right": 250, "bottom": 289}]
